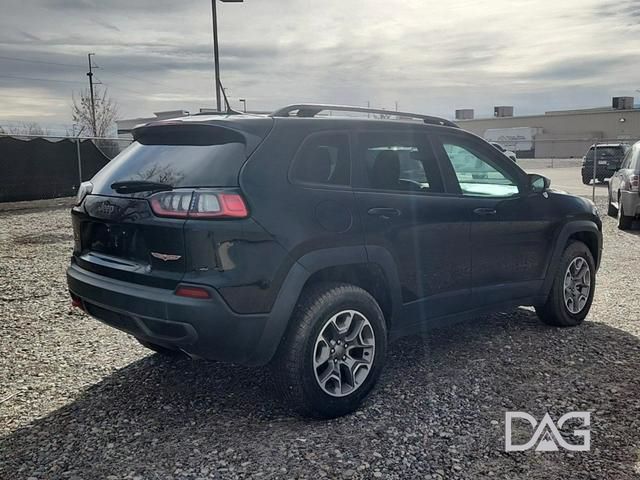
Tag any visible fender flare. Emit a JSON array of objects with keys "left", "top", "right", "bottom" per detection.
[
  {"left": 541, "top": 220, "right": 602, "bottom": 297},
  {"left": 248, "top": 245, "right": 403, "bottom": 365}
]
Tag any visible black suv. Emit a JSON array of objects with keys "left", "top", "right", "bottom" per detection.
[
  {"left": 581, "top": 143, "right": 630, "bottom": 184},
  {"left": 67, "top": 104, "right": 602, "bottom": 418}
]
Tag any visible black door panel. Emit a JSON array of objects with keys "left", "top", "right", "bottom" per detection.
[
  {"left": 431, "top": 131, "right": 556, "bottom": 306},
  {"left": 353, "top": 128, "right": 472, "bottom": 327}
]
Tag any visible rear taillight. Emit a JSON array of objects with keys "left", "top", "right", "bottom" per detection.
[
  {"left": 76, "top": 181, "right": 93, "bottom": 206},
  {"left": 149, "top": 190, "right": 248, "bottom": 219},
  {"left": 630, "top": 175, "right": 639, "bottom": 192}
]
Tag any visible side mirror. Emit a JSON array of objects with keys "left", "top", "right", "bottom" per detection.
[{"left": 528, "top": 173, "right": 550, "bottom": 193}]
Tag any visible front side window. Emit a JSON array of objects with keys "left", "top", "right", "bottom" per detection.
[
  {"left": 439, "top": 137, "right": 520, "bottom": 197},
  {"left": 290, "top": 133, "right": 350, "bottom": 186},
  {"left": 358, "top": 131, "right": 443, "bottom": 193}
]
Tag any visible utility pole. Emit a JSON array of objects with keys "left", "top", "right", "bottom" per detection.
[
  {"left": 211, "top": 0, "right": 222, "bottom": 111},
  {"left": 87, "top": 53, "right": 97, "bottom": 136}
]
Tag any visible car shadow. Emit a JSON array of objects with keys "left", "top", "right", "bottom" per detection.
[{"left": 2, "top": 309, "right": 640, "bottom": 479}]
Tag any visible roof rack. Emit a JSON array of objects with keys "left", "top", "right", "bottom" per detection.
[{"left": 270, "top": 104, "right": 458, "bottom": 128}]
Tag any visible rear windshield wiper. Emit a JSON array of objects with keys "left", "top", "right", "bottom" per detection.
[{"left": 111, "top": 181, "right": 173, "bottom": 194}]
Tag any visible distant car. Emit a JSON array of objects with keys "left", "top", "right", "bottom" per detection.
[
  {"left": 581, "top": 143, "right": 629, "bottom": 185},
  {"left": 490, "top": 142, "right": 517, "bottom": 162},
  {"left": 607, "top": 141, "right": 639, "bottom": 230}
]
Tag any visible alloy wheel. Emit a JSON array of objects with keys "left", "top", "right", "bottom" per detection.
[
  {"left": 563, "top": 257, "right": 591, "bottom": 314},
  {"left": 313, "top": 310, "right": 375, "bottom": 397}
]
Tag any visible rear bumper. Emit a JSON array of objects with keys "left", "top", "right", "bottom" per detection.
[
  {"left": 582, "top": 166, "right": 614, "bottom": 179},
  {"left": 67, "top": 261, "right": 275, "bottom": 365}
]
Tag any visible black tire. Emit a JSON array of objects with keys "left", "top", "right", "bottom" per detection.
[
  {"left": 271, "top": 282, "right": 387, "bottom": 418},
  {"left": 137, "top": 338, "right": 185, "bottom": 358},
  {"left": 618, "top": 201, "right": 633, "bottom": 230},
  {"left": 581, "top": 176, "right": 590, "bottom": 185},
  {"left": 535, "top": 241, "right": 595, "bottom": 327},
  {"left": 607, "top": 199, "right": 618, "bottom": 217}
]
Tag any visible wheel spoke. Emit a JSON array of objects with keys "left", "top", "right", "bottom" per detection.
[
  {"left": 332, "top": 310, "right": 354, "bottom": 335},
  {"left": 314, "top": 339, "right": 331, "bottom": 368}
]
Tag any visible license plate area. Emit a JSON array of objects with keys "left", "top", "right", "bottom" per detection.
[{"left": 83, "top": 221, "right": 148, "bottom": 262}]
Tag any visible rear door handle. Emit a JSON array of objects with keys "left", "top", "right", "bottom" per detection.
[
  {"left": 368, "top": 207, "right": 401, "bottom": 218},
  {"left": 473, "top": 207, "right": 497, "bottom": 216}
]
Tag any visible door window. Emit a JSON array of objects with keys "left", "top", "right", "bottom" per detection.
[
  {"left": 358, "top": 131, "right": 443, "bottom": 193},
  {"left": 439, "top": 137, "right": 520, "bottom": 197}
]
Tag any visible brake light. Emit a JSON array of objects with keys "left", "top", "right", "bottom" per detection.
[
  {"left": 150, "top": 191, "right": 248, "bottom": 219},
  {"left": 175, "top": 286, "right": 211, "bottom": 299},
  {"left": 630, "top": 175, "right": 639, "bottom": 192},
  {"left": 76, "top": 181, "right": 93, "bottom": 206}
]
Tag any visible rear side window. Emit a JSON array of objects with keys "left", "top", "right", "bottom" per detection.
[
  {"left": 91, "top": 125, "right": 247, "bottom": 194},
  {"left": 290, "top": 133, "right": 350, "bottom": 186}
]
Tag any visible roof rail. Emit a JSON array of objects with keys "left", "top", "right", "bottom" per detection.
[{"left": 270, "top": 103, "right": 459, "bottom": 128}]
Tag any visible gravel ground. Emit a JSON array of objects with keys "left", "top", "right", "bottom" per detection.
[{"left": 1, "top": 197, "right": 639, "bottom": 480}]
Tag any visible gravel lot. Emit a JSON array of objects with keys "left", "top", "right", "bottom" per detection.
[{"left": 1, "top": 196, "right": 639, "bottom": 480}]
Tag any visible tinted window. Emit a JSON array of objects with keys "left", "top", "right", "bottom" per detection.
[
  {"left": 439, "top": 136, "right": 519, "bottom": 197},
  {"left": 358, "top": 131, "right": 443, "bottom": 193},
  {"left": 586, "top": 146, "right": 625, "bottom": 159},
  {"left": 290, "top": 133, "right": 350, "bottom": 185},
  {"left": 91, "top": 126, "right": 247, "bottom": 194}
]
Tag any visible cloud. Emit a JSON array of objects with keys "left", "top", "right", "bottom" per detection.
[{"left": 0, "top": 0, "right": 637, "bottom": 132}]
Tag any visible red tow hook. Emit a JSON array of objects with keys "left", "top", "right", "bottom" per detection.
[{"left": 71, "top": 296, "right": 84, "bottom": 310}]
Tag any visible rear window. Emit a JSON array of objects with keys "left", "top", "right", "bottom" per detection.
[
  {"left": 91, "top": 125, "right": 247, "bottom": 194},
  {"left": 586, "top": 146, "right": 625, "bottom": 159}
]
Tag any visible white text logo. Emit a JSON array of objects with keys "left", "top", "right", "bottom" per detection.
[{"left": 505, "top": 412, "right": 591, "bottom": 452}]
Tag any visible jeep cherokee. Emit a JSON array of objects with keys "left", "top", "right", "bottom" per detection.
[{"left": 67, "top": 104, "right": 603, "bottom": 418}]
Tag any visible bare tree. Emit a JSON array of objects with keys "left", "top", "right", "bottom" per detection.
[
  {"left": 4, "top": 122, "right": 50, "bottom": 136},
  {"left": 71, "top": 87, "right": 118, "bottom": 138}
]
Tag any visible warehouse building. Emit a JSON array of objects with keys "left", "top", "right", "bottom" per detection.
[{"left": 455, "top": 97, "right": 640, "bottom": 158}]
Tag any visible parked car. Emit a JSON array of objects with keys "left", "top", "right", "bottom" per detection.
[
  {"left": 490, "top": 142, "right": 517, "bottom": 162},
  {"left": 607, "top": 140, "right": 640, "bottom": 230},
  {"left": 67, "top": 104, "right": 602, "bottom": 418},
  {"left": 581, "top": 143, "right": 629, "bottom": 185}
]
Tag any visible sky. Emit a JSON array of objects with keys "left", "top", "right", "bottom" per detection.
[{"left": 0, "top": 0, "right": 639, "bottom": 134}]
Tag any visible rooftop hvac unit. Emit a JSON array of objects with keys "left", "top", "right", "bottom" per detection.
[
  {"left": 612, "top": 97, "right": 634, "bottom": 110},
  {"left": 494, "top": 106, "right": 514, "bottom": 117},
  {"left": 455, "top": 109, "right": 474, "bottom": 120}
]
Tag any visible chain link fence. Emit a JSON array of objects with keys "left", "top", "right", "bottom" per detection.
[
  {"left": 0, "top": 133, "right": 638, "bottom": 203},
  {"left": 0, "top": 134, "right": 132, "bottom": 202}
]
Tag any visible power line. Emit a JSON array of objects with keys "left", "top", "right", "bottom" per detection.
[
  {"left": 0, "top": 55, "right": 84, "bottom": 69},
  {"left": 0, "top": 74, "right": 84, "bottom": 84},
  {"left": 100, "top": 70, "right": 177, "bottom": 89}
]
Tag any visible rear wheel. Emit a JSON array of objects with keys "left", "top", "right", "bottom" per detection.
[
  {"left": 581, "top": 175, "right": 591, "bottom": 185},
  {"left": 137, "top": 339, "right": 185, "bottom": 358},
  {"left": 536, "top": 241, "right": 595, "bottom": 327},
  {"left": 618, "top": 201, "right": 633, "bottom": 230},
  {"left": 272, "top": 282, "right": 387, "bottom": 418}
]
